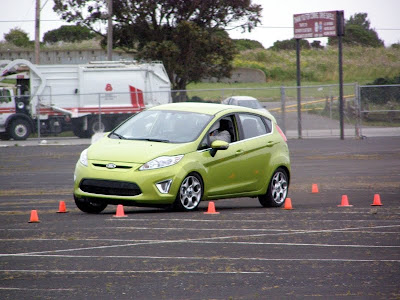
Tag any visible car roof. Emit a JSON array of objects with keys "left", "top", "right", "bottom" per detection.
[
  {"left": 149, "top": 102, "right": 276, "bottom": 121},
  {"left": 151, "top": 102, "right": 238, "bottom": 115},
  {"left": 228, "top": 96, "right": 258, "bottom": 101}
]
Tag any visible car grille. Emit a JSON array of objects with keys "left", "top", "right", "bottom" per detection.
[
  {"left": 80, "top": 179, "right": 141, "bottom": 196},
  {"left": 92, "top": 163, "right": 132, "bottom": 169}
]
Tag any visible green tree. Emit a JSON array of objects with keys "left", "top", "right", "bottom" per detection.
[
  {"left": 53, "top": 0, "right": 262, "bottom": 98},
  {"left": 43, "top": 25, "right": 96, "bottom": 44},
  {"left": 234, "top": 39, "right": 264, "bottom": 51},
  {"left": 269, "top": 38, "right": 310, "bottom": 51},
  {"left": 4, "top": 28, "right": 31, "bottom": 47},
  {"left": 311, "top": 40, "right": 324, "bottom": 49},
  {"left": 391, "top": 43, "right": 400, "bottom": 49},
  {"left": 328, "top": 13, "right": 384, "bottom": 47}
]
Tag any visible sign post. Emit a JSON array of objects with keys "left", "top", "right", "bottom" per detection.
[
  {"left": 293, "top": 10, "right": 345, "bottom": 139},
  {"left": 296, "top": 39, "right": 302, "bottom": 139}
]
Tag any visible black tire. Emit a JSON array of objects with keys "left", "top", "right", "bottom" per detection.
[
  {"left": 8, "top": 118, "right": 31, "bottom": 140},
  {"left": 258, "top": 168, "right": 289, "bottom": 207},
  {"left": 72, "top": 120, "right": 90, "bottom": 138},
  {"left": 0, "top": 132, "right": 11, "bottom": 140},
  {"left": 74, "top": 196, "right": 108, "bottom": 214},
  {"left": 173, "top": 173, "right": 203, "bottom": 211}
]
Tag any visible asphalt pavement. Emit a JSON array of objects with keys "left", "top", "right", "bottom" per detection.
[{"left": 0, "top": 137, "right": 399, "bottom": 299}]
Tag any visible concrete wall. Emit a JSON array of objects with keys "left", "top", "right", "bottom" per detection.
[
  {"left": 204, "top": 67, "right": 266, "bottom": 83},
  {"left": 0, "top": 49, "right": 134, "bottom": 65}
]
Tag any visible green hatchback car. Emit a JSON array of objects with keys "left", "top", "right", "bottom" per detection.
[{"left": 73, "top": 102, "right": 290, "bottom": 213}]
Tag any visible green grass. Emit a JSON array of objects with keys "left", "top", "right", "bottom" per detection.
[
  {"left": 235, "top": 46, "right": 400, "bottom": 83},
  {"left": 186, "top": 82, "right": 358, "bottom": 103},
  {"left": 187, "top": 46, "right": 400, "bottom": 103}
]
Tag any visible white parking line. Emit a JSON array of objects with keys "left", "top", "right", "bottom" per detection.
[
  {"left": 0, "top": 269, "right": 268, "bottom": 275},
  {"left": 1, "top": 224, "right": 399, "bottom": 257},
  {"left": 0, "top": 287, "right": 74, "bottom": 291},
  {"left": 109, "top": 218, "right": 400, "bottom": 223},
  {"left": 1, "top": 254, "right": 400, "bottom": 262}
]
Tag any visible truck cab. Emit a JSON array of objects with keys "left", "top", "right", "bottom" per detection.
[{"left": 0, "top": 85, "right": 34, "bottom": 140}]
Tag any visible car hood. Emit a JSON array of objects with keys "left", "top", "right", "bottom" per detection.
[{"left": 88, "top": 137, "right": 196, "bottom": 164}]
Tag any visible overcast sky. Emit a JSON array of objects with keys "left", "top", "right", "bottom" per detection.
[{"left": 1, "top": 0, "right": 400, "bottom": 48}]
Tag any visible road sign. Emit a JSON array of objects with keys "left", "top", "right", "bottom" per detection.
[{"left": 293, "top": 11, "right": 344, "bottom": 39}]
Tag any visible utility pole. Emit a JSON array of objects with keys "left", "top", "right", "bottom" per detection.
[
  {"left": 107, "top": 0, "right": 113, "bottom": 61},
  {"left": 35, "top": 0, "right": 40, "bottom": 64}
]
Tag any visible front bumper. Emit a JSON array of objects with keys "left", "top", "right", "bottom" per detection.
[{"left": 73, "top": 159, "right": 183, "bottom": 206}]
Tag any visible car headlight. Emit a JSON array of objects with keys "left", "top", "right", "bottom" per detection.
[
  {"left": 79, "top": 149, "right": 88, "bottom": 167},
  {"left": 139, "top": 155, "right": 184, "bottom": 171}
]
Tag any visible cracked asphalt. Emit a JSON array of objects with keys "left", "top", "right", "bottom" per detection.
[{"left": 0, "top": 137, "right": 399, "bottom": 299}]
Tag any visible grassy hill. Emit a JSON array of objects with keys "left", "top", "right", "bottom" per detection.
[{"left": 189, "top": 46, "right": 400, "bottom": 90}]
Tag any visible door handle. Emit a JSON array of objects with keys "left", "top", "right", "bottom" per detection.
[{"left": 235, "top": 149, "right": 244, "bottom": 156}]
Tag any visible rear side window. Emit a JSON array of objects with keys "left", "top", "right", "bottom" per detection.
[
  {"left": 239, "top": 114, "right": 268, "bottom": 139},
  {"left": 262, "top": 117, "right": 272, "bottom": 133}
]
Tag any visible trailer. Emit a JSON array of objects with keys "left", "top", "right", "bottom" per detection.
[{"left": 0, "top": 59, "right": 171, "bottom": 140}]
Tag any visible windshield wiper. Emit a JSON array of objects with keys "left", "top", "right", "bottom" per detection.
[
  {"left": 134, "top": 138, "right": 170, "bottom": 143},
  {"left": 109, "top": 132, "right": 126, "bottom": 139}
]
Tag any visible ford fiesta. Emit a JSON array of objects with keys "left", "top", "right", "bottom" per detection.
[{"left": 73, "top": 102, "right": 290, "bottom": 213}]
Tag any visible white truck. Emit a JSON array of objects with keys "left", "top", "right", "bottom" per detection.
[{"left": 0, "top": 59, "right": 171, "bottom": 140}]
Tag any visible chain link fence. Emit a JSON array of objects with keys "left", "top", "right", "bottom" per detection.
[
  {"left": 359, "top": 84, "right": 400, "bottom": 137},
  {"left": 180, "top": 83, "right": 360, "bottom": 138},
  {"left": 2, "top": 83, "right": 400, "bottom": 140}
]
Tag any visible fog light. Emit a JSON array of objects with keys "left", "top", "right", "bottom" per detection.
[{"left": 155, "top": 180, "right": 172, "bottom": 194}]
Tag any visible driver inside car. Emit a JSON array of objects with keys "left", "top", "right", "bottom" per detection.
[{"left": 209, "top": 120, "right": 231, "bottom": 143}]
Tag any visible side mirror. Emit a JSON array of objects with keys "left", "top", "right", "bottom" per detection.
[{"left": 209, "top": 140, "right": 229, "bottom": 157}]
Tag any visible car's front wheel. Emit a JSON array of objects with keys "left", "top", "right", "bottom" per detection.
[
  {"left": 173, "top": 173, "right": 203, "bottom": 211},
  {"left": 258, "top": 168, "right": 289, "bottom": 207},
  {"left": 74, "top": 196, "right": 108, "bottom": 213}
]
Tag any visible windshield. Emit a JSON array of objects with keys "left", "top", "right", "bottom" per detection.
[
  {"left": 110, "top": 110, "right": 213, "bottom": 143},
  {"left": 238, "top": 100, "right": 263, "bottom": 109}
]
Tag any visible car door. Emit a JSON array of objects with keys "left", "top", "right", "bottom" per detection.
[
  {"left": 198, "top": 114, "right": 250, "bottom": 197},
  {"left": 233, "top": 113, "right": 274, "bottom": 192}
]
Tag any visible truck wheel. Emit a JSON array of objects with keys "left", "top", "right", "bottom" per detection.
[
  {"left": 88, "top": 117, "right": 109, "bottom": 136},
  {"left": 8, "top": 119, "right": 31, "bottom": 140},
  {"left": 0, "top": 133, "right": 11, "bottom": 140},
  {"left": 72, "top": 120, "right": 90, "bottom": 138}
]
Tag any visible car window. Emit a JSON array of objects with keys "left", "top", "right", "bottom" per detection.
[
  {"left": 198, "top": 115, "right": 237, "bottom": 150},
  {"left": 237, "top": 100, "right": 263, "bottom": 109},
  {"left": 112, "top": 110, "right": 212, "bottom": 143},
  {"left": 262, "top": 117, "right": 272, "bottom": 133},
  {"left": 239, "top": 114, "right": 268, "bottom": 139}
]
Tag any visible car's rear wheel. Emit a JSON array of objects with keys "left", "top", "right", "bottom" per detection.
[
  {"left": 258, "top": 168, "right": 289, "bottom": 207},
  {"left": 173, "top": 173, "right": 203, "bottom": 211},
  {"left": 74, "top": 196, "right": 108, "bottom": 213}
]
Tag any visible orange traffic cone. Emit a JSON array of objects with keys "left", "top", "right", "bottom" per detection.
[
  {"left": 283, "top": 198, "right": 293, "bottom": 210},
  {"left": 28, "top": 210, "right": 40, "bottom": 223},
  {"left": 338, "top": 195, "right": 353, "bottom": 207},
  {"left": 371, "top": 194, "right": 383, "bottom": 206},
  {"left": 113, "top": 204, "right": 127, "bottom": 217},
  {"left": 57, "top": 201, "right": 68, "bottom": 213},
  {"left": 312, "top": 184, "right": 319, "bottom": 193},
  {"left": 204, "top": 201, "right": 220, "bottom": 214},
  {"left": 113, "top": 204, "right": 127, "bottom": 218}
]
